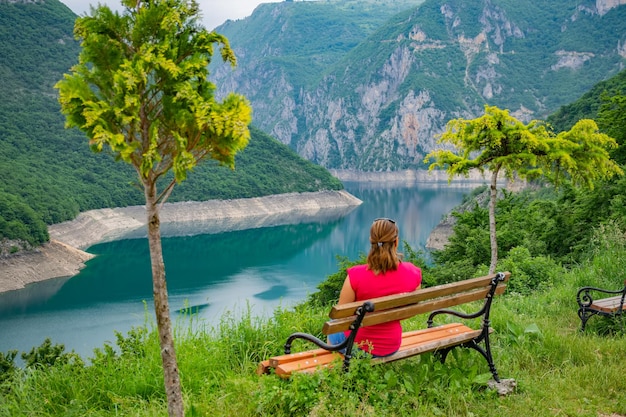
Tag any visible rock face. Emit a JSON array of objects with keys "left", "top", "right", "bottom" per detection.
[
  {"left": 213, "top": 0, "right": 626, "bottom": 171},
  {"left": 0, "top": 240, "right": 94, "bottom": 293},
  {"left": 597, "top": 0, "right": 626, "bottom": 15},
  {"left": 0, "top": 191, "right": 362, "bottom": 294},
  {"left": 49, "top": 190, "right": 362, "bottom": 250}
]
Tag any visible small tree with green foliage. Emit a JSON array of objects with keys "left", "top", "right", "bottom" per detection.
[
  {"left": 55, "top": 1, "right": 252, "bottom": 415},
  {"left": 425, "top": 105, "right": 622, "bottom": 274}
]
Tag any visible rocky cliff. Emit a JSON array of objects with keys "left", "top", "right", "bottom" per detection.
[{"left": 213, "top": 0, "right": 626, "bottom": 171}]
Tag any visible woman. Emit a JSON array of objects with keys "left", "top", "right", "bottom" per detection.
[{"left": 329, "top": 218, "right": 422, "bottom": 357}]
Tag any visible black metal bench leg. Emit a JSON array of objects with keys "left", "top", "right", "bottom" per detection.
[
  {"left": 577, "top": 308, "right": 594, "bottom": 332},
  {"left": 434, "top": 348, "right": 451, "bottom": 364},
  {"left": 464, "top": 340, "right": 500, "bottom": 383}
]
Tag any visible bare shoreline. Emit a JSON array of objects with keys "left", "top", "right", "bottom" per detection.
[
  {"left": 0, "top": 170, "right": 498, "bottom": 295},
  {"left": 0, "top": 190, "right": 362, "bottom": 294}
]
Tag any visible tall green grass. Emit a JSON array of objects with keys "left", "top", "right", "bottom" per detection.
[{"left": 1, "top": 227, "right": 626, "bottom": 416}]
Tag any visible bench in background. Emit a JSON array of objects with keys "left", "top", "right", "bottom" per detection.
[
  {"left": 259, "top": 271, "right": 511, "bottom": 382},
  {"left": 576, "top": 280, "right": 626, "bottom": 332}
]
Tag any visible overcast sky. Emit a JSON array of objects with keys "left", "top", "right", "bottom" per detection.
[{"left": 59, "top": 0, "right": 283, "bottom": 31}]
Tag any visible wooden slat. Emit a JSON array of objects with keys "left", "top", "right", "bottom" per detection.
[
  {"left": 257, "top": 360, "right": 272, "bottom": 375},
  {"left": 274, "top": 352, "right": 343, "bottom": 377},
  {"left": 591, "top": 295, "right": 626, "bottom": 313},
  {"left": 268, "top": 348, "right": 329, "bottom": 368},
  {"left": 322, "top": 285, "right": 507, "bottom": 335},
  {"left": 329, "top": 272, "right": 510, "bottom": 319},
  {"left": 398, "top": 323, "right": 473, "bottom": 346},
  {"left": 371, "top": 327, "right": 483, "bottom": 365}
]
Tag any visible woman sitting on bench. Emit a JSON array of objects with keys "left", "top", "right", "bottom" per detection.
[{"left": 328, "top": 217, "right": 422, "bottom": 357}]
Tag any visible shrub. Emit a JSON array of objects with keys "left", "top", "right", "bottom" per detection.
[{"left": 489, "top": 246, "right": 564, "bottom": 295}]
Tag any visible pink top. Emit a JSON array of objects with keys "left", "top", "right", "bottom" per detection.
[{"left": 345, "top": 262, "right": 422, "bottom": 356}]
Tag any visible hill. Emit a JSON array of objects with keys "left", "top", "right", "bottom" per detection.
[
  {"left": 212, "top": 0, "right": 626, "bottom": 170},
  {"left": 0, "top": 0, "right": 343, "bottom": 249}
]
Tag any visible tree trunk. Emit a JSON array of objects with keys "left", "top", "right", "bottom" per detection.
[
  {"left": 144, "top": 181, "right": 184, "bottom": 417},
  {"left": 488, "top": 167, "right": 500, "bottom": 274}
]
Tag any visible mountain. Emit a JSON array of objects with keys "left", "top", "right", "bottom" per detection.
[
  {"left": 212, "top": 0, "right": 626, "bottom": 170},
  {"left": 547, "top": 66, "right": 626, "bottom": 164},
  {"left": 0, "top": 0, "right": 342, "bottom": 248}
]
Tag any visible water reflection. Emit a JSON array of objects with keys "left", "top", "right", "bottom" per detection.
[{"left": 0, "top": 181, "right": 481, "bottom": 358}]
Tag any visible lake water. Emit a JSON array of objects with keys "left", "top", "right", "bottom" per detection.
[{"left": 0, "top": 181, "right": 480, "bottom": 359}]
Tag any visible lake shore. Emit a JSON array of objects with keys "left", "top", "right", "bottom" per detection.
[{"left": 0, "top": 190, "right": 362, "bottom": 294}]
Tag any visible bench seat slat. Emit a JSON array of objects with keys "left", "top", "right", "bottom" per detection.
[
  {"left": 257, "top": 359, "right": 272, "bottom": 375},
  {"left": 274, "top": 352, "right": 342, "bottom": 376},
  {"left": 322, "top": 285, "right": 506, "bottom": 335},
  {"left": 590, "top": 295, "right": 626, "bottom": 313},
  {"left": 268, "top": 348, "right": 329, "bottom": 368},
  {"left": 373, "top": 324, "right": 485, "bottom": 364}
]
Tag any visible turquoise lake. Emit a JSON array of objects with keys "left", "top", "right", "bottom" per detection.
[{"left": 0, "top": 181, "right": 480, "bottom": 359}]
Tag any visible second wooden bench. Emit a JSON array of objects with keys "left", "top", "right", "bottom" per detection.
[
  {"left": 259, "top": 271, "right": 511, "bottom": 382},
  {"left": 576, "top": 280, "right": 626, "bottom": 332}
]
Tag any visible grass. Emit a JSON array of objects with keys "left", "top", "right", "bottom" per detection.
[{"left": 1, "top": 242, "right": 626, "bottom": 416}]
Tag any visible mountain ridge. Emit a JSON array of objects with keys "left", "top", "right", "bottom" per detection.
[{"left": 213, "top": 0, "right": 626, "bottom": 170}]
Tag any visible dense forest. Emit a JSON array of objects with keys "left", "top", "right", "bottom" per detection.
[{"left": 0, "top": 0, "right": 342, "bottom": 249}]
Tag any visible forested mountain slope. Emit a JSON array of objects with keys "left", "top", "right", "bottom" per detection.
[
  {"left": 213, "top": 0, "right": 626, "bottom": 170},
  {"left": 0, "top": 0, "right": 342, "bottom": 248}
]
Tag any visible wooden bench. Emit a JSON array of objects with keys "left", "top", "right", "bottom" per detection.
[
  {"left": 576, "top": 280, "right": 626, "bottom": 332},
  {"left": 259, "top": 271, "right": 510, "bottom": 382}
]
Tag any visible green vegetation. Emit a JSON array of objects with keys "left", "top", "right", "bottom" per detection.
[
  {"left": 1, "top": 217, "right": 625, "bottom": 416},
  {"left": 0, "top": 0, "right": 342, "bottom": 248},
  {"left": 2, "top": 6, "right": 626, "bottom": 413},
  {"left": 55, "top": 1, "right": 258, "bottom": 413},
  {"left": 172, "top": 127, "right": 343, "bottom": 200},
  {"left": 215, "top": 0, "right": 422, "bottom": 90},
  {"left": 425, "top": 105, "right": 622, "bottom": 273},
  {"left": 548, "top": 68, "right": 626, "bottom": 164}
]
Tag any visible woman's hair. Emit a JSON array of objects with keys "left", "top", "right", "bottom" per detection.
[{"left": 367, "top": 218, "right": 400, "bottom": 275}]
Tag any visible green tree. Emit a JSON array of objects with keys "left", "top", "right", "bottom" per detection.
[
  {"left": 54, "top": 1, "right": 252, "bottom": 415},
  {"left": 425, "top": 105, "right": 622, "bottom": 274},
  {"left": 598, "top": 92, "right": 626, "bottom": 165}
]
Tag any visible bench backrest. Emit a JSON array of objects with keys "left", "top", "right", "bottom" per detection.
[{"left": 322, "top": 272, "right": 511, "bottom": 335}]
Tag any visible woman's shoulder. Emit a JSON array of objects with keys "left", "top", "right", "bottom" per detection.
[
  {"left": 347, "top": 264, "right": 368, "bottom": 274},
  {"left": 398, "top": 261, "right": 421, "bottom": 274}
]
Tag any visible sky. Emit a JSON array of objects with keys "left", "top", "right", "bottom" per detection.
[{"left": 59, "top": 0, "right": 283, "bottom": 31}]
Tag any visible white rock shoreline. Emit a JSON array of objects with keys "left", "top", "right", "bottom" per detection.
[{"left": 0, "top": 190, "right": 362, "bottom": 294}]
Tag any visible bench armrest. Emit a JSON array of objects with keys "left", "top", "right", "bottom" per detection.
[
  {"left": 427, "top": 272, "right": 507, "bottom": 330},
  {"left": 427, "top": 307, "right": 484, "bottom": 326},
  {"left": 576, "top": 285, "right": 626, "bottom": 308},
  {"left": 283, "top": 332, "right": 345, "bottom": 354},
  {"left": 283, "top": 301, "right": 375, "bottom": 371}
]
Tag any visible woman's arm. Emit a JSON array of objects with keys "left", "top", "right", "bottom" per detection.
[{"left": 337, "top": 275, "right": 356, "bottom": 305}]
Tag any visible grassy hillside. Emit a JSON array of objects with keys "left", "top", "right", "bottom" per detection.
[{"left": 0, "top": 0, "right": 342, "bottom": 248}]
